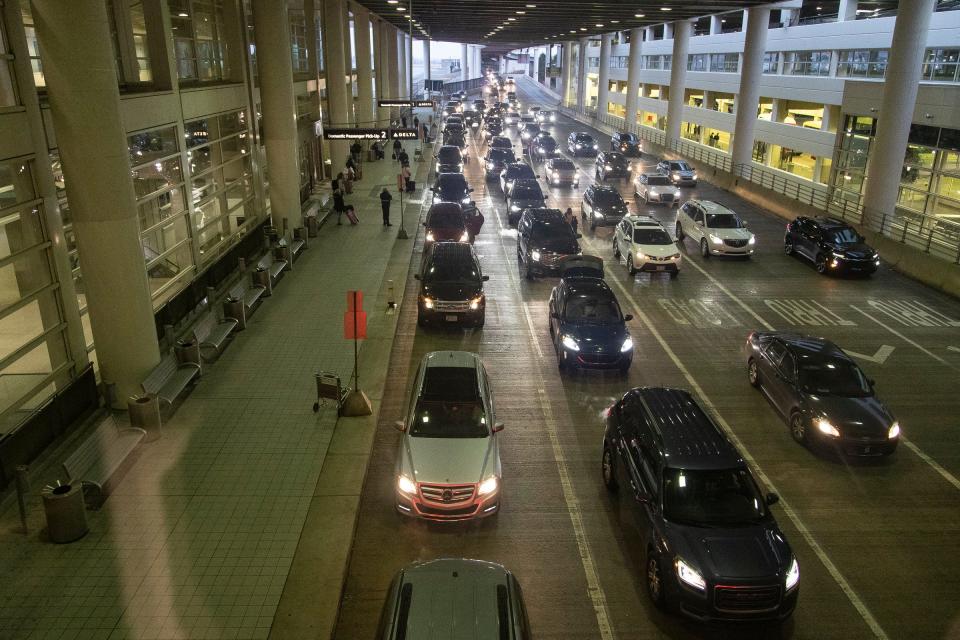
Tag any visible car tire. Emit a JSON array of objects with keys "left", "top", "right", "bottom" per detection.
[
  {"left": 646, "top": 550, "right": 667, "bottom": 610},
  {"left": 581, "top": 206, "right": 586, "bottom": 223},
  {"left": 417, "top": 314, "right": 427, "bottom": 328},
  {"left": 676, "top": 223, "right": 684, "bottom": 241},
  {"left": 524, "top": 259, "right": 534, "bottom": 281},
  {"left": 748, "top": 358, "right": 761, "bottom": 388},
  {"left": 601, "top": 445, "right": 618, "bottom": 492},
  {"left": 790, "top": 412, "right": 808, "bottom": 446},
  {"left": 613, "top": 240, "right": 621, "bottom": 260},
  {"left": 700, "top": 238, "right": 710, "bottom": 258},
  {"left": 784, "top": 238, "right": 795, "bottom": 256},
  {"left": 815, "top": 254, "right": 828, "bottom": 274},
  {"left": 627, "top": 255, "right": 637, "bottom": 276},
  {"left": 669, "top": 270, "right": 679, "bottom": 279}
]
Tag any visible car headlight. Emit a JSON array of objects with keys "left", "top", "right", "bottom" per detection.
[
  {"left": 472, "top": 122, "right": 479, "bottom": 127},
  {"left": 620, "top": 337, "right": 633, "bottom": 352},
  {"left": 709, "top": 234, "right": 724, "bottom": 245},
  {"left": 561, "top": 334, "right": 580, "bottom": 351},
  {"left": 816, "top": 418, "right": 840, "bottom": 438},
  {"left": 398, "top": 475, "right": 417, "bottom": 495},
  {"left": 671, "top": 253, "right": 681, "bottom": 259},
  {"left": 748, "top": 235, "right": 756, "bottom": 245},
  {"left": 673, "top": 190, "right": 681, "bottom": 198},
  {"left": 605, "top": 165, "right": 612, "bottom": 170},
  {"left": 691, "top": 172, "right": 698, "bottom": 179},
  {"left": 510, "top": 204, "right": 520, "bottom": 211},
  {"left": 469, "top": 295, "right": 483, "bottom": 310},
  {"left": 425, "top": 231, "right": 435, "bottom": 242},
  {"left": 487, "top": 162, "right": 495, "bottom": 170},
  {"left": 435, "top": 163, "right": 441, "bottom": 172},
  {"left": 676, "top": 558, "right": 706, "bottom": 591},
  {"left": 550, "top": 115, "right": 556, "bottom": 122},
  {"left": 538, "top": 147, "right": 545, "bottom": 153},
  {"left": 592, "top": 144, "right": 598, "bottom": 150},
  {"left": 552, "top": 172, "right": 560, "bottom": 179},
  {"left": 593, "top": 211, "right": 603, "bottom": 218},
  {"left": 478, "top": 476, "right": 499, "bottom": 495},
  {"left": 461, "top": 196, "right": 471, "bottom": 204},
  {"left": 888, "top": 421, "right": 901, "bottom": 439},
  {"left": 530, "top": 250, "right": 541, "bottom": 261},
  {"left": 576, "top": 143, "right": 583, "bottom": 148},
  {"left": 672, "top": 173, "right": 680, "bottom": 180},
  {"left": 432, "top": 195, "right": 441, "bottom": 203},
  {"left": 459, "top": 231, "right": 470, "bottom": 242},
  {"left": 422, "top": 296, "right": 434, "bottom": 309},
  {"left": 785, "top": 557, "right": 800, "bottom": 592},
  {"left": 635, "top": 251, "right": 646, "bottom": 260}
]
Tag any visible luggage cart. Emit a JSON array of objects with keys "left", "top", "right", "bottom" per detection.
[{"left": 312, "top": 371, "right": 348, "bottom": 415}]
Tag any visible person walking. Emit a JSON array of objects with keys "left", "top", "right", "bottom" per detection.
[
  {"left": 334, "top": 188, "right": 346, "bottom": 225},
  {"left": 413, "top": 116, "right": 420, "bottom": 137},
  {"left": 398, "top": 148, "right": 409, "bottom": 167},
  {"left": 393, "top": 139, "right": 402, "bottom": 160},
  {"left": 350, "top": 141, "right": 362, "bottom": 164},
  {"left": 332, "top": 172, "right": 342, "bottom": 193},
  {"left": 401, "top": 114, "right": 408, "bottom": 128},
  {"left": 380, "top": 187, "right": 393, "bottom": 226},
  {"left": 401, "top": 164, "right": 413, "bottom": 193},
  {"left": 565, "top": 207, "right": 578, "bottom": 234},
  {"left": 342, "top": 166, "right": 354, "bottom": 194}
]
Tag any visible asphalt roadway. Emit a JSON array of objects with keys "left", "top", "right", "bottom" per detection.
[{"left": 332, "top": 79, "right": 960, "bottom": 639}]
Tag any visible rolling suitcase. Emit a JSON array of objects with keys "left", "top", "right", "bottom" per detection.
[
  {"left": 345, "top": 206, "right": 359, "bottom": 225},
  {"left": 405, "top": 180, "right": 416, "bottom": 193}
]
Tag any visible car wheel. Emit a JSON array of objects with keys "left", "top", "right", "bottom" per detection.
[
  {"left": 524, "top": 259, "right": 534, "bottom": 281},
  {"left": 613, "top": 240, "right": 621, "bottom": 260},
  {"left": 790, "top": 412, "right": 808, "bottom": 445},
  {"left": 646, "top": 550, "right": 667, "bottom": 609},
  {"left": 417, "top": 314, "right": 426, "bottom": 328},
  {"left": 700, "top": 238, "right": 710, "bottom": 258},
  {"left": 601, "top": 446, "right": 618, "bottom": 492},
  {"left": 627, "top": 255, "right": 637, "bottom": 276},
  {"left": 784, "top": 237, "right": 794, "bottom": 256},
  {"left": 669, "top": 270, "right": 679, "bottom": 279},
  {"left": 675, "top": 223, "right": 684, "bottom": 241},
  {"left": 748, "top": 358, "right": 761, "bottom": 388},
  {"left": 580, "top": 207, "right": 586, "bottom": 223},
  {"left": 815, "top": 254, "right": 828, "bottom": 274}
]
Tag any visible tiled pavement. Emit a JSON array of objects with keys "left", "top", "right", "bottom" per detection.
[{"left": 0, "top": 138, "right": 434, "bottom": 640}]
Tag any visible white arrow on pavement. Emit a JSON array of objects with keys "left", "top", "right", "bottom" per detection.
[
  {"left": 845, "top": 345, "right": 895, "bottom": 364},
  {"left": 948, "top": 346, "right": 960, "bottom": 354}
]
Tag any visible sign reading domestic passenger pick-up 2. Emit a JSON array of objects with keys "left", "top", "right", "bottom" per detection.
[
  {"left": 377, "top": 99, "right": 434, "bottom": 108},
  {"left": 323, "top": 128, "right": 420, "bottom": 140}
]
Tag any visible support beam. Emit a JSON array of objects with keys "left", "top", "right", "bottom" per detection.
[
  {"left": 625, "top": 28, "right": 643, "bottom": 127},
  {"left": 596, "top": 33, "right": 612, "bottom": 118},
  {"left": 665, "top": 20, "right": 691, "bottom": 147},
  {"left": 354, "top": 6, "right": 374, "bottom": 126},
  {"left": 461, "top": 43, "right": 469, "bottom": 81},
  {"left": 576, "top": 38, "right": 588, "bottom": 109},
  {"left": 323, "top": 0, "right": 350, "bottom": 173},
  {"left": 561, "top": 40, "right": 574, "bottom": 105},
  {"left": 731, "top": 6, "right": 771, "bottom": 167},
  {"left": 838, "top": 0, "right": 858, "bottom": 22}
]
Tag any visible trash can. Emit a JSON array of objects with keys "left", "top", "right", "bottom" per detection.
[
  {"left": 175, "top": 338, "right": 201, "bottom": 366},
  {"left": 129, "top": 395, "right": 162, "bottom": 441},
  {"left": 306, "top": 215, "right": 319, "bottom": 238},
  {"left": 252, "top": 266, "right": 272, "bottom": 295},
  {"left": 274, "top": 242, "right": 292, "bottom": 269},
  {"left": 223, "top": 296, "right": 246, "bottom": 330},
  {"left": 42, "top": 482, "right": 88, "bottom": 543}
]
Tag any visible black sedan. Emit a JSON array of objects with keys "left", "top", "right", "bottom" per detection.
[
  {"left": 784, "top": 216, "right": 880, "bottom": 276},
  {"left": 506, "top": 179, "right": 546, "bottom": 225},
  {"left": 431, "top": 173, "right": 474, "bottom": 207},
  {"left": 529, "top": 133, "right": 558, "bottom": 161},
  {"left": 581, "top": 185, "right": 628, "bottom": 231},
  {"left": 434, "top": 145, "right": 463, "bottom": 174},
  {"left": 611, "top": 132, "right": 642, "bottom": 156},
  {"left": 595, "top": 152, "right": 631, "bottom": 181},
  {"left": 745, "top": 332, "right": 900, "bottom": 457},
  {"left": 484, "top": 148, "right": 516, "bottom": 180},
  {"left": 549, "top": 257, "right": 633, "bottom": 374}
]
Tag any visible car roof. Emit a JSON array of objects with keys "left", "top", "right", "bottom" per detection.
[
  {"left": 809, "top": 216, "right": 853, "bottom": 229},
  {"left": 513, "top": 178, "right": 541, "bottom": 187},
  {"left": 634, "top": 387, "right": 744, "bottom": 470},
  {"left": 506, "top": 162, "right": 534, "bottom": 172},
  {"left": 773, "top": 333, "right": 849, "bottom": 361},
  {"left": 422, "top": 350, "right": 480, "bottom": 373},
  {"left": 624, "top": 214, "right": 664, "bottom": 229},
  {"left": 690, "top": 199, "right": 736, "bottom": 215},
  {"left": 427, "top": 241, "right": 474, "bottom": 263},
  {"left": 571, "top": 132, "right": 594, "bottom": 139},
  {"left": 524, "top": 207, "right": 563, "bottom": 221},
  {"left": 588, "top": 184, "right": 622, "bottom": 196}
]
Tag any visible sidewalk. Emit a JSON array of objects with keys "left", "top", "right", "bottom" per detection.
[{"left": 0, "top": 140, "right": 434, "bottom": 640}]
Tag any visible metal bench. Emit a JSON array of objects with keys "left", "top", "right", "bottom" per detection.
[
  {"left": 227, "top": 280, "right": 266, "bottom": 318},
  {"left": 192, "top": 312, "right": 238, "bottom": 361},
  {"left": 141, "top": 353, "right": 200, "bottom": 409},
  {"left": 258, "top": 254, "right": 287, "bottom": 286},
  {"left": 289, "top": 231, "right": 306, "bottom": 260},
  {"left": 62, "top": 414, "right": 146, "bottom": 508}
]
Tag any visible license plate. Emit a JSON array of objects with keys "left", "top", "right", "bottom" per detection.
[
  {"left": 656, "top": 266, "right": 665, "bottom": 271},
  {"left": 445, "top": 315, "right": 459, "bottom": 322}
]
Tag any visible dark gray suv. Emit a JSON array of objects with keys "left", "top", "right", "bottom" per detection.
[{"left": 601, "top": 387, "right": 799, "bottom": 623}]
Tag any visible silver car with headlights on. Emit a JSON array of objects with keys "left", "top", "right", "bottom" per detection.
[{"left": 394, "top": 351, "right": 503, "bottom": 521}]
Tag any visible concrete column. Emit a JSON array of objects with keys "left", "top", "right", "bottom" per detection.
[
  {"left": 838, "top": 0, "right": 858, "bottom": 22},
  {"left": 354, "top": 6, "right": 374, "bottom": 126},
  {"left": 561, "top": 41, "right": 574, "bottom": 105},
  {"left": 406, "top": 33, "right": 412, "bottom": 95},
  {"left": 625, "top": 28, "right": 643, "bottom": 126},
  {"left": 665, "top": 20, "right": 691, "bottom": 146},
  {"left": 342, "top": 8, "right": 354, "bottom": 123},
  {"left": 424, "top": 38, "right": 431, "bottom": 81},
  {"left": 323, "top": 0, "right": 350, "bottom": 173},
  {"left": 375, "top": 19, "right": 391, "bottom": 126},
  {"left": 396, "top": 30, "right": 407, "bottom": 98},
  {"left": 31, "top": 0, "right": 159, "bottom": 405},
  {"left": 576, "top": 38, "right": 588, "bottom": 109},
  {"left": 730, "top": 6, "right": 770, "bottom": 167},
  {"left": 710, "top": 14, "right": 722, "bottom": 34},
  {"left": 645, "top": 26, "right": 654, "bottom": 42},
  {"left": 461, "top": 43, "right": 469, "bottom": 81},
  {"left": 387, "top": 26, "right": 400, "bottom": 107},
  {"left": 862, "top": 0, "right": 935, "bottom": 215},
  {"left": 596, "top": 33, "right": 612, "bottom": 117}
]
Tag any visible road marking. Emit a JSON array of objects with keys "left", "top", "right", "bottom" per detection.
[
  {"left": 657, "top": 298, "right": 741, "bottom": 328},
  {"left": 678, "top": 255, "right": 775, "bottom": 330},
  {"left": 844, "top": 345, "right": 895, "bottom": 365},
  {"left": 949, "top": 346, "right": 960, "bottom": 354},
  {"left": 601, "top": 271, "right": 889, "bottom": 640},
  {"left": 849, "top": 305, "right": 958, "bottom": 371},
  {"left": 764, "top": 299, "right": 856, "bottom": 327},
  {"left": 537, "top": 388, "right": 614, "bottom": 640},
  {"left": 492, "top": 198, "right": 543, "bottom": 358},
  {"left": 900, "top": 437, "right": 960, "bottom": 492},
  {"left": 867, "top": 299, "right": 960, "bottom": 328}
]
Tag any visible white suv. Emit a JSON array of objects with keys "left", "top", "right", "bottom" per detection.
[
  {"left": 676, "top": 200, "right": 756, "bottom": 258},
  {"left": 613, "top": 215, "right": 681, "bottom": 277}
]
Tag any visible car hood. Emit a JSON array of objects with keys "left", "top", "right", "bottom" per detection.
[
  {"left": 670, "top": 168, "right": 696, "bottom": 177},
  {"left": 561, "top": 322, "right": 629, "bottom": 352},
  {"left": 805, "top": 393, "right": 894, "bottom": 438},
  {"left": 593, "top": 201, "right": 628, "bottom": 216},
  {"left": 401, "top": 435, "right": 496, "bottom": 485},
  {"left": 666, "top": 520, "right": 791, "bottom": 581},
  {"left": 830, "top": 242, "right": 877, "bottom": 259},
  {"left": 420, "top": 281, "right": 482, "bottom": 300},
  {"left": 533, "top": 238, "right": 580, "bottom": 253},
  {"left": 708, "top": 227, "right": 754, "bottom": 241},
  {"left": 637, "top": 243, "right": 678, "bottom": 258},
  {"left": 511, "top": 197, "right": 546, "bottom": 208},
  {"left": 536, "top": 140, "right": 557, "bottom": 149}
]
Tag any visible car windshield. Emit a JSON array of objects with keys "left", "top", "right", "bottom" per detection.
[
  {"left": 532, "top": 219, "right": 573, "bottom": 240},
  {"left": 706, "top": 213, "right": 744, "bottom": 229},
  {"left": 438, "top": 176, "right": 467, "bottom": 192},
  {"left": 438, "top": 149, "right": 461, "bottom": 163},
  {"left": 490, "top": 149, "right": 515, "bottom": 162},
  {"left": 512, "top": 185, "right": 543, "bottom": 199},
  {"left": 427, "top": 210, "right": 464, "bottom": 229},
  {"left": 510, "top": 166, "right": 535, "bottom": 179},
  {"left": 607, "top": 154, "right": 626, "bottom": 164},
  {"left": 619, "top": 134, "right": 637, "bottom": 143},
  {"left": 411, "top": 367, "right": 488, "bottom": 438},
  {"left": 646, "top": 176, "right": 673, "bottom": 186},
  {"left": 564, "top": 294, "right": 621, "bottom": 323},
  {"left": 594, "top": 190, "right": 624, "bottom": 207},
  {"left": 575, "top": 135, "right": 594, "bottom": 144},
  {"left": 798, "top": 357, "right": 873, "bottom": 397},
  {"left": 828, "top": 228, "right": 863, "bottom": 245},
  {"left": 423, "top": 257, "right": 479, "bottom": 283},
  {"left": 551, "top": 160, "right": 575, "bottom": 170},
  {"left": 670, "top": 162, "right": 692, "bottom": 171},
  {"left": 634, "top": 228, "right": 673, "bottom": 244},
  {"left": 663, "top": 468, "right": 767, "bottom": 527}
]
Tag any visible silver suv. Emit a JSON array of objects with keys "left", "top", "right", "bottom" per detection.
[
  {"left": 613, "top": 215, "right": 681, "bottom": 277},
  {"left": 394, "top": 351, "right": 503, "bottom": 521},
  {"left": 676, "top": 199, "right": 756, "bottom": 258}
]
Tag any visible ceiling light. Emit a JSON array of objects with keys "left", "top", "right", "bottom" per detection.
[
  {"left": 526, "top": 3, "right": 537, "bottom": 7},
  {"left": 595, "top": 23, "right": 603, "bottom": 27},
  {"left": 177, "top": 11, "right": 189, "bottom": 17},
  {"left": 635, "top": 13, "right": 645, "bottom": 18},
  {"left": 569, "top": 29, "right": 576, "bottom": 33},
  {"left": 610, "top": 20, "right": 619, "bottom": 23},
  {"left": 661, "top": 7, "right": 672, "bottom": 11},
  {"left": 507, "top": 17, "right": 516, "bottom": 21},
  {"left": 395, "top": 6, "right": 405, "bottom": 10},
  {"left": 516, "top": 10, "right": 526, "bottom": 14},
  {"left": 579, "top": 27, "right": 587, "bottom": 31}
]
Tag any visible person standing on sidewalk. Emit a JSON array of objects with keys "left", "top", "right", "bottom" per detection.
[
  {"left": 380, "top": 187, "right": 393, "bottom": 226},
  {"left": 401, "top": 164, "right": 413, "bottom": 193},
  {"left": 334, "top": 188, "right": 346, "bottom": 225}
]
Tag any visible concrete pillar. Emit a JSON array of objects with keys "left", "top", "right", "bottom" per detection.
[
  {"left": 596, "top": 33, "right": 612, "bottom": 117},
  {"left": 406, "top": 32, "right": 412, "bottom": 95},
  {"left": 561, "top": 41, "right": 574, "bottom": 105},
  {"left": 730, "top": 6, "right": 770, "bottom": 167},
  {"left": 387, "top": 26, "right": 400, "bottom": 110},
  {"left": 665, "top": 20, "right": 691, "bottom": 147},
  {"left": 625, "top": 28, "right": 643, "bottom": 126},
  {"left": 862, "top": 0, "right": 935, "bottom": 215},
  {"left": 710, "top": 14, "right": 722, "bottom": 34},
  {"left": 343, "top": 8, "right": 354, "bottom": 123},
  {"left": 424, "top": 38, "right": 431, "bottom": 81},
  {"left": 838, "top": 0, "right": 858, "bottom": 22},
  {"left": 396, "top": 30, "right": 407, "bottom": 98},
  {"left": 645, "top": 26, "right": 654, "bottom": 42},
  {"left": 375, "top": 19, "right": 392, "bottom": 126},
  {"left": 31, "top": 0, "right": 159, "bottom": 405},
  {"left": 354, "top": 6, "right": 374, "bottom": 126},
  {"left": 323, "top": 0, "right": 350, "bottom": 173},
  {"left": 461, "top": 43, "right": 469, "bottom": 81},
  {"left": 576, "top": 38, "right": 588, "bottom": 109}
]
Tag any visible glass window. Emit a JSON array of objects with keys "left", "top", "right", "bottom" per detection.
[
  {"left": 20, "top": 4, "right": 44, "bottom": 88},
  {"left": 761, "top": 51, "right": 779, "bottom": 74},
  {"left": 781, "top": 100, "right": 825, "bottom": 130},
  {"left": 128, "top": 126, "right": 180, "bottom": 166},
  {"left": 837, "top": 49, "right": 887, "bottom": 79},
  {"left": 711, "top": 92, "right": 735, "bottom": 113},
  {"left": 289, "top": 9, "right": 309, "bottom": 73},
  {"left": 0, "top": 14, "right": 18, "bottom": 107},
  {"left": 785, "top": 50, "right": 831, "bottom": 76},
  {"left": 170, "top": 0, "right": 230, "bottom": 82},
  {"left": 687, "top": 54, "right": 707, "bottom": 72},
  {"left": 709, "top": 53, "right": 739, "bottom": 73},
  {"left": 922, "top": 48, "right": 959, "bottom": 83}
]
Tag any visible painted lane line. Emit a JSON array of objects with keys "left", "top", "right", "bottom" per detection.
[
  {"left": 900, "top": 438, "right": 960, "bottom": 492},
  {"left": 601, "top": 272, "right": 890, "bottom": 640},
  {"left": 678, "top": 252, "right": 776, "bottom": 331},
  {"left": 849, "top": 304, "right": 958, "bottom": 371},
  {"left": 844, "top": 345, "right": 895, "bottom": 365},
  {"left": 492, "top": 196, "right": 543, "bottom": 358},
  {"left": 949, "top": 346, "right": 960, "bottom": 354}
]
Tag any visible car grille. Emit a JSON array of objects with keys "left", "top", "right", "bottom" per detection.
[
  {"left": 433, "top": 300, "right": 470, "bottom": 312},
  {"left": 648, "top": 255, "right": 674, "bottom": 262},
  {"left": 724, "top": 239, "right": 749, "bottom": 248},
  {"left": 539, "top": 251, "right": 567, "bottom": 266},
  {"left": 714, "top": 585, "right": 781, "bottom": 612},
  {"left": 658, "top": 193, "right": 674, "bottom": 203},
  {"left": 419, "top": 483, "right": 475, "bottom": 504},
  {"left": 578, "top": 352, "right": 619, "bottom": 365},
  {"left": 418, "top": 504, "right": 478, "bottom": 517}
]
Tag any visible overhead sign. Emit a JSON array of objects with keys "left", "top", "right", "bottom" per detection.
[
  {"left": 323, "top": 128, "right": 418, "bottom": 140},
  {"left": 391, "top": 128, "right": 419, "bottom": 140},
  {"left": 378, "top": 99, "right": 435, "bottom": 108}
]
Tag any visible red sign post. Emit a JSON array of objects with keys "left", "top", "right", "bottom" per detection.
[{"left": 343, "top": 291, "right": 367, "bottom": 391}]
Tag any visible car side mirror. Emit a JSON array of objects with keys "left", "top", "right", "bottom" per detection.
[
  {"left": 394, "top": 420, "right": 406, "bottom": 432},
  {"left": 469, "top": 187, "right": 475, "bottom": 193},
  {"left": 482, "top": 275, "right": 490, "bottom": 281},
  {"left": 765, "top": 492, "right": 780, "bottom": 506},
  {"left": 576, "top": 233, "right": 583, "bottom": 239},
  {"left": 492, "top": 422, "right": 505, "bottom": 433},
  {"left": 868, "top": 378, "right": 876, "bottom": 387},
  {"left": 742, "top": 220, "right": 749, "bottom": 227},
  {"left": 624, "top": 314, "right": 633, "bottom": 321}
]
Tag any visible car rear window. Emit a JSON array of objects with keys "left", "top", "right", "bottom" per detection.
[
  {"left": 646, "top": 176, "right": 673, "bottom": 186},
  {"left": 438, "top": 148, "right": 461, "bottom": 162},
  {"left": 490, "top": 149, "right": 515, "bottom": 162},
  {"left": 427, "top": 210, "right": 465, "bottom": 228},
  {"left": 412, "top": 367, "right": 487, "bottom": 438},
  {"left": 551, "top": 159, "right": 575, "bottom": 170},
  {"left": 512, "top": 184, "right": 543, "bottom": 199}
]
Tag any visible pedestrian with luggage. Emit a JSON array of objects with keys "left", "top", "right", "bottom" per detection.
[
  {"left": 398, "top": 148, "right": 409, "bottom": 166},
  {"left": 402, "top": 164, "right": 413, "bottom": 193},
  {"left": 393, "top": 139, "right": 402, "bottom": 160},
  {"left": 565, "top": 207, "right": 578, "bottom": 234},
  {"left": 380, "top": 187, "right": 393, "bottom": 226},
  {"left": 334, "top": 188, "right": 346, "bottom": 225},
  {"left": 413, "top": 116, "right": 420, "bottom": 137},
  {"left": 332, "top": 172, "right": 342, "bottom": 193},
  {"left": 350, "top": 141, "right": 362, "bottom": 164},
  {"left": 342, "top": 166, "right": 354, "bottom": 194}
]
